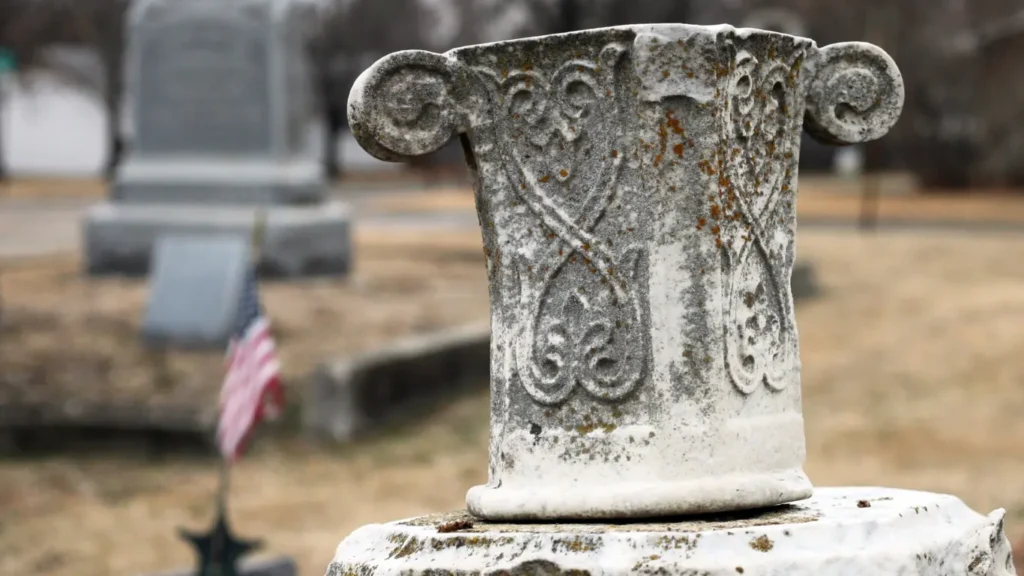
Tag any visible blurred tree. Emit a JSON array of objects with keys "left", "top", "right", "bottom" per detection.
[
  {"left": 0, "top": 0, "right": 129, "bottom": 182},
  {"left": 309, "top": 0, "right": 439, "bottom": 180},
  {"left": 966, "top": 0, "right": 1024, "bottom": 187},
  {"left": 706, "top": 0, "right": 990, "bottom": 189},
  {"left": 67, "top": 0, "right": 130, "bottom": 182}
]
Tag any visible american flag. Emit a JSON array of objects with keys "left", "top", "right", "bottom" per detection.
[{"left": 216, "top": 267, "right": 283, "bottom": 461}]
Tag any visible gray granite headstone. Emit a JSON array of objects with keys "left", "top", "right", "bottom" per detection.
[
  {"left": 141, "top": 234, "right": 250, "bottom": 349},
  {"left": 83, "top": 0, "right": 351, "bottom": 278}
]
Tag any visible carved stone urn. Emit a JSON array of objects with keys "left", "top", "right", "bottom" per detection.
[{"left": 349, "top": 24, "right": 904, "bottom": 521}]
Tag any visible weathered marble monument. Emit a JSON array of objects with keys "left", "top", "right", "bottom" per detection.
[
  {"left": 329, "top": 24, "right": 1016, "bottom": 574},
  {"left": 84, "top": 0, "right": 350, "bottom": 277}
]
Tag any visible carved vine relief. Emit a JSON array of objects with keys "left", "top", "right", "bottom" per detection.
[
  {"left": 719, "top": 40, "right": 807, "bottom": 395},
  {"left": 348, "top": 30, "right": 904, "bottom": 407},
  {"left": 469, "top": 44, "right": 647, "bottom": 406}
]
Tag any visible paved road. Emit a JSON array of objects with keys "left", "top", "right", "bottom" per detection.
[
  {"left": 2, "top": 194, "right": 1023, "bottom": 261},
  {"left": 0, "top": 193, "right": 482, "bottom": 260}
]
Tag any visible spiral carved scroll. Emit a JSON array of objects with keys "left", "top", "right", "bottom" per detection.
[
  {"left": 804, "top": 41, "right": 905, "bottom": 145},
  {"left": 347, "top": 50, "right": 475, "bottom": 163}
]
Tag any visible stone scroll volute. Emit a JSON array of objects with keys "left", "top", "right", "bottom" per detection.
[
  {"left": 348, "top": 50, "right": 470, "bottom": 162},
  {"left": 804, "top": 41, "right": 905, "bottom": 145}
]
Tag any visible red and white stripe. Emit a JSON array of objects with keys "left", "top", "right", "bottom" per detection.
[{"left": 216, "top": 317, "right": 283, "bottom": 461}]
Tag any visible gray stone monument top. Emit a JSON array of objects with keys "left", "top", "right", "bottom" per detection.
[
  {"left": 118, "top": 0, "right": 323, "bottom": 205},
  {"left": 349, "top": 23, "right": 903, "bottom": 521},
  {"left": 328, "top": 22, "right": 1015, "bottom": 576}
]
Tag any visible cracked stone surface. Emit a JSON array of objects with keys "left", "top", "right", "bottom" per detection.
[{"left": 327, "top": 488, "right": 1015, "bottom": 576}]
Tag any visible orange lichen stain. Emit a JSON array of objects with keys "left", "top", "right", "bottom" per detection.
[
  {"left": 582, "top": 243, "right": 591, "bottom": 252},
  {"left": 560, "top": 169, "right": 569, "bottom": 178},
  {"left": 673, "top": 143, "right": 685, "bottom": 157},
  {"left": 711, "top": 225, "right": 721, "bottom": 236},
  {"left": 715, "top": 238, "right": 723, "bottom": 248},
  {"left": 558, "top": 248, "right": 564, "bottom": 256},
  {"left": 782, "top": 184, "right": 790, "bottom": 192},
  {"left": 502, "top": 69, "right": 509, "bottom": 78},
  {"left": 611, "top": 150, "right": 619, "bottom": 158},
  {"left": 606, "top": 89, "right": 612, "bottom": 97},
  {"left": 607, "top": 267, "right": 615, "bottom": 276},
  {"left": 710, "top": 205, "right": 722, "bottom": 220},
  {"left": 521, "top": 183, "right": 526, "bottom": 189},
  {"left": 696, "top": 218, "right": 707, "bottom": 230},
  {"left": 784, "top": 151, "right": 794, "bottom": 159},
  {"left": 578, "top": 66, "right": 585, "bottom": 73},
  {"left": 666, "top": 110, "right": 684, "bottom": 135},
  {"left": 513, "top": 113, "right": 521, "bottom": 119},
  {"left": 522, "top": 63, "right": 533, "bottom": 72},
  {"left": 655, "top": 119, "right": 671, "bottom": 166},
  {"left": 768, "top": 45, "right": 777, "bottom": 60},
  {"left": 539, "top": 175, "right": 551, "bottom": 183},
  {"left": 547, "top": 233, "right": 557, "bottom": 240},
  {"left": 662, "top": 69, "right": 670, "bottom": 78},
  {"left": 627, "top": 227, "right": 635, "bottom": 232}
]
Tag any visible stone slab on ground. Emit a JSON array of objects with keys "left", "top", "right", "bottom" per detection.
[
  {"left": 141, "top": 235, "right": 251, "bottom": 349},
  {"left": 329, "top": 487, "right": 1015, "bottom": 576},
  {"left": 83, "top": 201, "right": 352, "bottom": 277},
  {"left": 142, "top": 555, "right": 296, "bottom": 576},
  {"left": 306, "top": 323, "right": 489, "bottom": 443},
  {"left": 0, "top": 400, "right": 213, "bottom": 455}
]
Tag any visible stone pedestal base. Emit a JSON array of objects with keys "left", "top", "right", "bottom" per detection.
[
  {"left": 328, "top": 488, "right": 1015, "bottom": 576},
  {"left": 83, "top": 201, "right": 352, "bottom": 277}
]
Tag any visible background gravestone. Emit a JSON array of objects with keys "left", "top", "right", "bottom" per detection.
[
  {"left": 84, "top": 0, "right": 351, "bottom": 278},
  {"left": 141, "top": 235, "right": 250, "bottom": 349}
]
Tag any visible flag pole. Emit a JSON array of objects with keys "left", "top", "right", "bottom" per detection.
[
  {"left": 208, "top": 208, "right": 266, "bottom": 571},
  {"left": 252, "top": 208, "right": 268, "bottom": 264}
]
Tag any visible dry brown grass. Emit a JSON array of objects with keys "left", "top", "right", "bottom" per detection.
[
  {"left": 0, "top": 179, "right": 107, "bottom": 200},
  {"left": 2, "top": 228, "right": 1024, "bottom": 576},
  {"left": 0, "top": 228, "right": 487, "bottom": 410}
]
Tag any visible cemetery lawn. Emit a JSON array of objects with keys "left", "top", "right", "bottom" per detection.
[{"left": 2, "top": 228, "right": 1024, "bottom": 575}]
